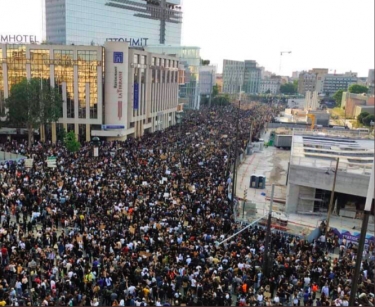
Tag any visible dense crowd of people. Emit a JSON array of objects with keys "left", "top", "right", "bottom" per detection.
[{"left": 0, "top": 104, "right": 374, "bottom": 306}]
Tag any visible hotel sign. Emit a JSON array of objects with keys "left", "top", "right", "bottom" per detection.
[
  {"left": 0, "top": 35, "right": 39, "bottom": 44},
  {"left": 106, "top": 38, "right": 148, "bottom": 47},
  {"left": 113, "top": 53, "right": 124, "bottom": 120}
]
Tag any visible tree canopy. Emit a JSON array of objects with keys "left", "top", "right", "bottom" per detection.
[
  {"left": 64, "top": 131, "right": 81, "bottom": 152},
  {"left": 280, "top": 83, "right": 296, "bottom": 94},
  {"left": 348, "top": 84, "right": 368, "bottom": 94},
  {"left": 333, "top": 89, "right": 345, "bottom": 107},
  {"left": 212, "top": 94, "right": 230, "bottom": 106},
  {"left": 358, "top": 111, "right": 374, "bottom": 127},
  {"left": 362, "top": 114, "right": 374, "bottom": 126},
  {"left": 5, "top": 77, "right": 63, "bottom": 147}
]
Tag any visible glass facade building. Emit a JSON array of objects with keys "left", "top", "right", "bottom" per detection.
[
  {"left": 0, "top": 44, "right": 103, "bottom": 142},
  {"left": 45, "top": 0, "right": 182, "bottom": 46}
]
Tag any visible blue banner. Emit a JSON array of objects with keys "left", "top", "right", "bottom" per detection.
[{"left": 134, "top": 83, "right": 139, "bottom": 110}]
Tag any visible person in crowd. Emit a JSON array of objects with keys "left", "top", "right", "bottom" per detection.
[{"left": 0, "top": 104, "right": 373, "bottom": 306}]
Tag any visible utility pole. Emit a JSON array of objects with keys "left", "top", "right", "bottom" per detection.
[
  {"left": 325, "top": 158, "right": 339, "bottom": 239},
  {"left": 263, "top": 184, "right": 275, "bottom": 277},
  {"left": 349, "top": 163, "right": 374, "bottom": 305},
  {"left": 242, "top": 189, "right": 248, "bottom": 219}
]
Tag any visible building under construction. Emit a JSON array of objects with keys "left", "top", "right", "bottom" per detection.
[{"left": 285, "top": 130, "right": 374, "bottom": 224}]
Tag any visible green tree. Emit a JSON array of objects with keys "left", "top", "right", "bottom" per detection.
[
  {"left": 333, "top": 89, "right": 345, "bottom": 107},
  {"left": 265, "top": 89, "right": 271, "bottom": 94},
  {"left": 348, "top": 84, "right": 368, "bottom": 94},
  {"left": 212, "top": 94, "right": 230, "bottom": 106},
  {"left": 201, "top": 59, "right": 210, "bottom": 66},
  {"left": 280, "top": 83, "right": 296, "bottom": 94},
  {"left": 212, "top": 84, "right": 219, "bottom": 98},
  {"left": 5, "top": 77, "right": 63, "bottom": 148},
  {"left": 293, "top": 80, "right": 298, "bottom": 93},
  {"left": 362, "top": 114, "right": 374, "bottom": 126},
  {"left": 57, "top": 127, "right": 67, "bottom": 142},
  {"left": 357, "top": 111, "right": 370, "bottom": 124},
  {"left": 64, "top": 131, "right": 81, "bottom": 152}
]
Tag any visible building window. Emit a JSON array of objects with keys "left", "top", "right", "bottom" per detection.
[
  {"left": 134, "top": 54, "right": 139, "bottom": 64},
  {"left": 78, "top": 124, "right": 86, "bottom": 143},
  {"left": 77, "top": 50, "right": 98, "bottom": 119},
  {"left": 141, "top": 55, "right": 146, "bottom": 65},
  {"left": 54, "top": 50, "right": 74, "bottom": 118},
  {"left": 67, "top": 123, "right": 75, "bottom": 132},
  {"left": 152, "top": 57, "right": 156, "bottom": 66},
  {"left": 6, "top": 45, "right": 27, "bottom": 92}
]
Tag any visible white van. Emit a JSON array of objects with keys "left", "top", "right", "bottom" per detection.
[{"left": 332, "top": 126, "right": 345, "bottom": 130}]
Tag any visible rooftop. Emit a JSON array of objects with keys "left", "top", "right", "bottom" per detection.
[{"left": 291, "top": 130, "right": 374, "bottom": 175}]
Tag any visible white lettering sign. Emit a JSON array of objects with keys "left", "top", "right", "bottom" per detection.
[
  {"left": 106, "top": 38, "right": 148, "bottom": 46},
  {"left": 0, "top": 35, "right": 39, "bottom": 44}
]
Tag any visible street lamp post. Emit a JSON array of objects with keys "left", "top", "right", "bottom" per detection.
[
  {"left": 349, "top": 163, "right": 374, "bottom": 305},
  {"left": 325, "top": 158, "right": 339, "bottom": 240},
  {"left": 231, "top": 100, "right": 241, "bottom": 207},
  {"left": 263, "top": 184, "right": 275, "bottom": 278},
  {"left": 175, "top": 113, "right": 182, "bottom": 138}
]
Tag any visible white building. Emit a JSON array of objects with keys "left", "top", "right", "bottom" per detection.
[
  {"left": 259, "top": 78, "right": 280, "bottom": 94},
  {"left": 93, "top": 42, "right": 180, "bottom": 140},
  {"left": 286, "top": 130, "right": 373, "bottom": 214},
  {"left": 145, "top": 45, "right": 201, "bottom": 109},
  {"left": 223, "top": 60, "right": 245, "bottom": 94},
  {"left": 199, "top": 65, "right": 217, "bottom": 95}
]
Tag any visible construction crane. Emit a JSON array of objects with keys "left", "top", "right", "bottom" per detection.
[
  {"left": 306, "top": 114, "right": 316, "bottom": 130},
  {"left": 279, "top": 51, "right": 292, "bottom": 73}
]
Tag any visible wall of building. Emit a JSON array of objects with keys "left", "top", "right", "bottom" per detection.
[
  {"left": 199, "top": 66, "right": 217, "bottom": 95},
  {"left": 346, "top": 99, "right": 367, "bottom": 118},
  {"left": 322, "top": 74, "right": 357, "bottom": 96},
  {"left": 146, "top": 46, "right": 201, "bottom": 109},
  {"left": 0, "top": 43, "right": 104, "bottom": 143},
  {"left": 298, "top": 72, "right": 316, "bottom": 94},
  {"left": 223, "top": 60, "right": 245, "bottom": 94},
  {"left": 285, "top": 164, "right": 371, "bottom": 213},
  {"left": 354, "top": 105, "right": 375, "bottom": 118},
  {"left": 243, "top": 60, "right": 261, "bottom": 94}
]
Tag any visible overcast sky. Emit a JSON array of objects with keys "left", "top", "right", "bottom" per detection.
[{"left": 1, "top": 0, "right": 374, "bottom": 76}]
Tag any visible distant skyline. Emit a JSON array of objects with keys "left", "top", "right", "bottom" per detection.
[{"left": 0, "top": 0, "right": 374, "bottom": 76}]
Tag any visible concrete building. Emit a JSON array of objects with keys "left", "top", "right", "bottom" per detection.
[
  {"left": 243, "top": 60, "right": 261, "bottom": 94},
  {"left": 0, "top": 42, "right": 180, "bottom": 142},
  {"left": 145, "top": 45, "right": 201, "bottom": 109},
  {"left": 259, "top": 77, "right": 281, "bottom": 94},
  {"left": 322, "top": 72, "right": 358, "bottom": 96},
  {"left": 368, "top": 69, "right": 374, "bottom": 85},
  {"left": 310, "top": 68, "right": 329, "bottom": 94},
  {"left": 222, "top": 60, "right": 245, "bottom": 94},
  {"left": 341, "top": 92, "right": 373, "bottom": 118},
  {"left": 45, "top": 0, "right": 182, "bottom": 46},
  {"left": 298, "top": 71, "right": 316, "bottom": 95},
  {"left": 199, "top": 65, "right": 217, "bottom": 95},
  {"left": 354, "top": 105, "right": 374, "bottom": 118},
  {"left": 291, "top": 71, "right": 300, "bottom": 80},
  {"left": 286, "top": 130, "right": 374, "bottom": 214}
]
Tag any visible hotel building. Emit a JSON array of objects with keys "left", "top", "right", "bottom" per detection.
[{"left": 0, "top": 42, "right": 180, "bottom": 142}]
